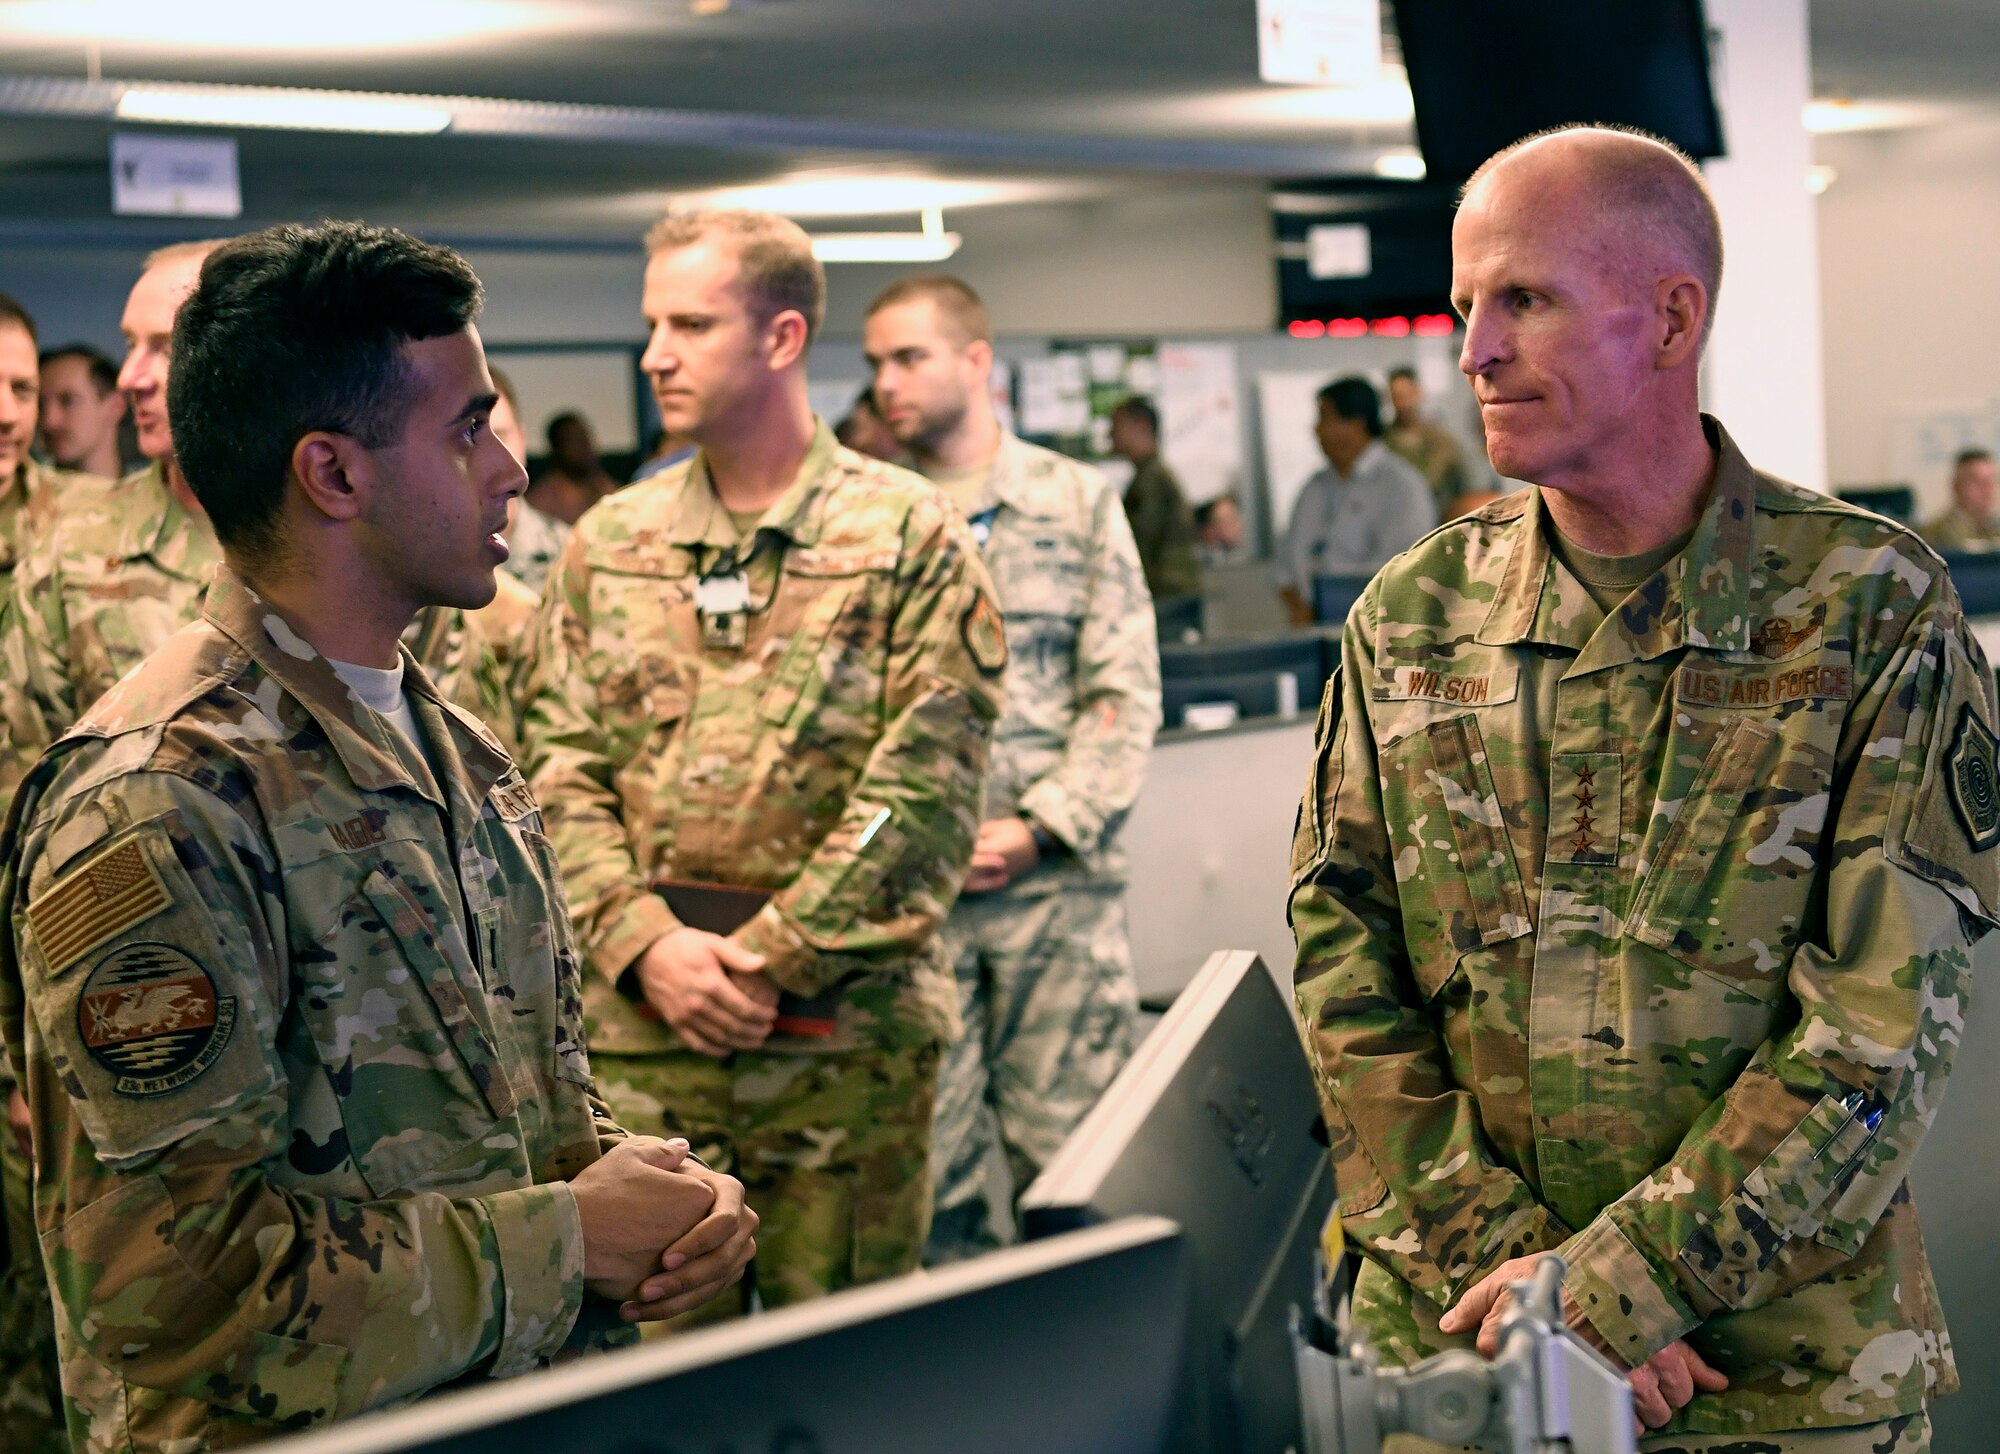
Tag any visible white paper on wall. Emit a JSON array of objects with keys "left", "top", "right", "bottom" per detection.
[{"left": 1156, "top": 342, "right": 1245, "bottom": 507}]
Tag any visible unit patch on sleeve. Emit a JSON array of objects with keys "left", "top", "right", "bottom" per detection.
[
  {"left": 27, "top": 835, "right": 173, "bottom": 972},
  {"left": 961, "top": 591, "right": 1008, "bottom": 679},
  {"left": 1947, "top": 702, "right": 2000, "bottom": 852},
  {"left": 77, "top": 942, "right": 237, "bottom": 1098}
]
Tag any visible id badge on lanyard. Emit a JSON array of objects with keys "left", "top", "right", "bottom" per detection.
[{"left": 695, "top": 564, "right": 752, "bottom": 652}]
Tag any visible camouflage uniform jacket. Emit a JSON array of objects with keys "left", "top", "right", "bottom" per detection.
[
  {"left": 0, "top": 461, "right": 221, "bottom": 811},
  {"left": 958, "top": 435, "right": 1161, "bottom": 893},
  {"left": 521, "top": 423, "right": 1003, "bottom": 1057},
  {"left": 1915, "top": 503, "right": 2000, "bottom": 555},
  {"left": 1289, "top": 418, "right": 1996, "bottom": 1434},
  {"left": 0, "top": 568, "right": 630, "bottom": 1452},
  {"left": 0, "top": 458, "right": 105, "bottom": 583}
]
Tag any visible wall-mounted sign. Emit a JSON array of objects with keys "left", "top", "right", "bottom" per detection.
[
  {"left": 1256, "top": 0, "right": 1380, "bottom": 87},
  {"left": 1306, "top": 223, "right": 1372, "bottom": 280},
  {"left": 111, "top": 132, "right": 242, "bottom": 219}
]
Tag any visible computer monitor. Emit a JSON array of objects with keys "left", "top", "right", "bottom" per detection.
[
  {"left": 1836, "top": 484, "right": 1917, "bottom": 525},
  {"left": 1942, "top": 550, "right": 2000, "bottom": 617},
  {"left": 1021, "top": 951, "right": 1336, "bottom": 1454},
  {"left": 1313, "top": 573, "right": 1372, "bottom": 630},
  {"left": 1159, "top": 633, "right": 1328, "bottom": 729},
  {"left": 1155, "top": 593, "right": 1207, "bottom": 646},
  {"left": 279, "top": 1217, "right": 1188, "bottom": 1454},
  {"left": 1392, "top": 0, "right": 1724, "bottom": 181}
]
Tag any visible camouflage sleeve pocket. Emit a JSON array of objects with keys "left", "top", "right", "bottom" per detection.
[
  {"left": 1680, "top": 1089, "right": 1876, "bottom": 1308},
  {"left": 1886, "top": 629, "right": 2000, "bottom": 928},
  {"left": 21, "top": 823, "right": 281, "bottom": 1169},
  {"left": 1287, "top": 667, "right": 1342, "bottom": 887},
  {"left": 56, "top": 1174, "right": 351, "bottom": 1421}
]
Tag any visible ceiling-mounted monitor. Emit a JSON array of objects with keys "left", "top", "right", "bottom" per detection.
[{"left": 1390, "top": 0, "right": 1725, "bottom": 182}]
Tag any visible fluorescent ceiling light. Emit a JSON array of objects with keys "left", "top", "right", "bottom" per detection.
[
  {"left": 677, "top": 172, "right": 1079, "bottom": 219},
  {"left": 810, "top": 208, "right": 961, "bottom": 264},
  {"left": 1372, "top": 151, "right": 1426, "bottom": 180},
  {"left": 1106, "top": 64, "right": 1414, "bottom": 133},
  {"left": 3, "top": 0, "right": 570, "bottom": 50},
  {"left": 1803, "top": 99, "right": 1939, "bottom": 134},
  {"left": 116, "top": 86, "right": 452, "bottom": 135}
]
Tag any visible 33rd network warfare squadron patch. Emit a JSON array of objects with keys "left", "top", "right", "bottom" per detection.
[
  {"left": 1947, "top": 703, "right": 2000, "bottom": 851},
  {"left": 77, "top": 942, "right": 237, "bottom": 1097},
  {"left": 961, "top": 591, "right": 1008, "bottom": 679}
]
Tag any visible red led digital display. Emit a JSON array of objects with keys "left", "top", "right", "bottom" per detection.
[{"left": 1286, "top": 314, "right": 1460, "bottom": 340}]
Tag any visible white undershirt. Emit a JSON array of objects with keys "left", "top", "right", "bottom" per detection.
[{"left": 327, "top": 654, "right": 428, "bottom": 763}]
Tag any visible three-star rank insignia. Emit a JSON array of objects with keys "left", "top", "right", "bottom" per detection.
[
  {"left": 1947, "top": 703, "right": 2000, "bottom": 852},
  {"left": 961, "top": 591, "right": 1008, "bottom": 679}
]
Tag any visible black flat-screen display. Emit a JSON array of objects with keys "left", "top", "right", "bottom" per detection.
[
  {"left": 1021, "top": 951, "right": 1335, "bottom": 1454},
  {"left": 1391, "top": 0, "right": 1725, "bottom": 181},
  {"left": 275, "top": 1218, "right": 1188, "bottom": 1454}
]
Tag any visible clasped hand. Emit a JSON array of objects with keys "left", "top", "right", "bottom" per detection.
[
  {"left": 1439, "top": 1253, "right": 1727, "bottom": 1433},
  {"left": 636, "top": 927, "right": 779, "bottom": 1058},
  {"left": 964, "top": 817, "right": 1040, "bottom": 895},
  {"left": 571, "top": 1136, "right": 758, "bottom": 1322}
]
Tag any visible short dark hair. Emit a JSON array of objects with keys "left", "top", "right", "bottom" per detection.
[
  {"left": 546, "top": 410, "right": 588, "bottom": 449},
  {"left": 1316, "top": 375, "right": 1383, "bottom": 437},
  {"left": 1111, "top": 396, "right": 1159, "bottom": 434},
  {"left": 1954, "top": 447, "right": 1993, "bottom": 472},
  {"left": 1386, "top": 366, "right": 1417, "bottom": 386},
  {"left": 169, "top": 220, "right": 483, "bottom": 562},
  {"left": 0, "top": 290, "right": 37, "bottom": 348},
  {"left": 40, "top": 343, "right": 118, "bottom": 395}
]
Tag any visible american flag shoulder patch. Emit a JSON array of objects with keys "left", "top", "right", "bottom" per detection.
[{"left": 27, "top": 835, "right": 175, "bottom": 973}]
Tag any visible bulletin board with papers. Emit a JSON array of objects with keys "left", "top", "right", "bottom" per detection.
[{"left": 1014, "top": 339, "right": 1244, "bottom": 505}]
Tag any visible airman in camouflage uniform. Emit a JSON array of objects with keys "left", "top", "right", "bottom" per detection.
[
  {"left": 0, "top": 572, "right": 646, "bottom": 1450},
  {"left": 0, "top": 237, "right": 228, "bottom": 814},
  {"left": 522, "top": 211, "right": 1001, "bottom": 1312},
  {"left": 1291, "top": 129, "right": 1990, "bottom": 1451},
  {"left": 0, "top": 222, "right": 755, "bottom": 1453},
  {"left": 0, "top": 461, "right": 221, "bottom": 808},
  {"left": 0, "top": 291, "right": 70, "bottom": 591},
  {"left": 0, "top": 292, "right": 107, "bottom": 1454},
  {"left": 864, "top": 276, "right": 1159, "bottom": 1261}
]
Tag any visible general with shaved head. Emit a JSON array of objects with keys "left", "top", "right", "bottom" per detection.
[{"left": 1290, "top": 124, "right": 1988, "bottom": 1453}]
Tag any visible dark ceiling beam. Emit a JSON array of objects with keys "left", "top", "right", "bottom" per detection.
[{"left": 0, "top": 73, "right": 1380, "bottom": 177}]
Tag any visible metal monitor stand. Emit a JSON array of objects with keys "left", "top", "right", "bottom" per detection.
[{"left": 1294, "top": 1256, "right": 1638, "bottom": 1454}]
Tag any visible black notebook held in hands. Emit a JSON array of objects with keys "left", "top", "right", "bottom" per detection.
[{"left": 636, "top": 878, "right": 842, "bottom": 1038}]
